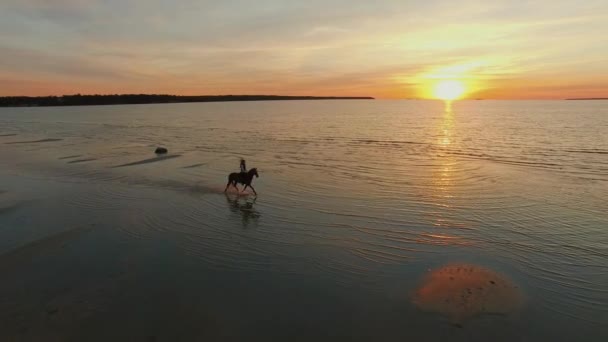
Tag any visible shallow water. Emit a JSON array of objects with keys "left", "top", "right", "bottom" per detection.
[{"left": 0, "top": 100, "right": 607, "bottom": 341}]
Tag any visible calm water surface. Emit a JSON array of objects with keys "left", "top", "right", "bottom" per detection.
[{"left": 0, "top": 100, "right": 607, "bottom": 341}]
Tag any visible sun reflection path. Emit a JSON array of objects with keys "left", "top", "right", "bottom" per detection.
[
  {"left": 414, "top": 100, "right": 474, "bottom": 246},
  {"left": 435, "top": 101, "right": 456, "bottom": 195},
  {"left": 440, "top": 101, "right": 454, "bottom": 148},
  {"left": 429, "top": 101, "right": 459, "bottom": 228}
]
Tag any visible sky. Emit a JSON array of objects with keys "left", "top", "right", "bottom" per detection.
[{"left": 1, "top": 0, "right": 607, "bottom": 99}]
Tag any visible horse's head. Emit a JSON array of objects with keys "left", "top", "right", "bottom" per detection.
[{"left": 250, "top": 168, "right": 259, "bottom": 178}]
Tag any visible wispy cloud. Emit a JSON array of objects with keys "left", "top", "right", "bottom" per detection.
[{"left": 1, "top": 0, "right": 607, "bottom": 98}]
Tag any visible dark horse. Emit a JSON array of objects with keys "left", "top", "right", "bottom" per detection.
[{"left": 224, "top": 168, "right": 259, "bottom": 195}]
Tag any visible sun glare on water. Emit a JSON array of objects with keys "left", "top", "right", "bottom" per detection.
[{"left": 434, "top": 80, "right": 466, "bottom": 100}]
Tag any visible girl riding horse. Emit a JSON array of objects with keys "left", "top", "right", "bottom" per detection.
[{"left": 225, "top": 160, "right": 259, "bottom": 195}]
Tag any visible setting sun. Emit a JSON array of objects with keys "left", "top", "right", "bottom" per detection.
[{"left": 434, "top": 80, "right": 466, "bottom": 100}]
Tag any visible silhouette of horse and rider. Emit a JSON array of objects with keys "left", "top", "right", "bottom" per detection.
[{"left": 224, "top": 158, "right": 259, "bottom": 195}]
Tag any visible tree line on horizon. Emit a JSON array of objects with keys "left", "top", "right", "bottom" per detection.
[{"left": 0, "top": 94, "right": 374, "bottom": 107}]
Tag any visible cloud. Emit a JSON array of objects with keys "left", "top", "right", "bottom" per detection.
[{"left": 1, "top": 0, "right": 607, "bottom": 97}]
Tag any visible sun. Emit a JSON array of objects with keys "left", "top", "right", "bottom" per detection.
[{"left": 434, "top": 80, "right": 466, "bottom": 100}]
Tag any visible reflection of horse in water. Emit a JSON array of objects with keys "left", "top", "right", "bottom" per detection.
[
  {"left": 224, "top": 168, "right": 259, "bottom": 195},
  {"left": 225, "top": 194, "right": 260, "bottom": 227}
]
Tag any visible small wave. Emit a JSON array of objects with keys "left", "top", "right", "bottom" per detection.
[
  {"left": 5, "top": 138, "right": 63, "bottom": 144},
  {"left": 445, "top": 151, "right": 562, "bottom": 168},
  {"left": 564, "top": 149, "right": 608, "bottom": 155},
  {"left": 68, "top": 158, "right": 98, "bottom": 164},
  {"left": 111, "top": 154, "right": 182, "bottom": 168},
  {"left": 182, "top": 163, "right": 206, "bottom": 169},
  {"left": 349, "top": 138, "right": 425, "bottom": 145},
  {"left": 58, "top": 155, "right": 83, "bottom": 160}
]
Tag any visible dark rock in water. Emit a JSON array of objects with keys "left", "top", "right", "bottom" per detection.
[{"left": 155, "top": 147, "right": 168, "bottom": 154}]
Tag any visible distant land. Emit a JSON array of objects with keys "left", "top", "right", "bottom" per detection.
[
  {"left": 0, "top": 94, "right": 374, "bottom": 107},
  {"left": 565, "top": 98, "right": 608, "bottom": 100}
]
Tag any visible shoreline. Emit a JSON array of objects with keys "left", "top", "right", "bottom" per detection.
[
  {"left": 565, "top": 98, "right": 608, "bottom": 100},
  {"left": 0, "top": 94, "right": 374, "bottom": 108}
]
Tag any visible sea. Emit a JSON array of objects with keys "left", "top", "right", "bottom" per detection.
[{"left": 0, "top": 100, "right": 606, "bottom": 341}]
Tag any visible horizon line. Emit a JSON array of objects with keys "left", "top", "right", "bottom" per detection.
[{"left": 1, "top": 93, "right": 606, "bottom": 101}]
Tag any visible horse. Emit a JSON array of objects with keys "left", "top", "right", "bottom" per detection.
[{"left": 224, "top": 168, "right": 259, "bottom": 195}]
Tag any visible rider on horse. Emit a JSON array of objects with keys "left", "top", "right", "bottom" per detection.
[
  {"left": 225, "top": 159, "right": 259, "bottom": 195},
  {"left": 240, "top": 158, "right": 247, "bottom": 174}
]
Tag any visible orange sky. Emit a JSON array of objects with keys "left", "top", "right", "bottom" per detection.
[{"left": 1, "top": 1, "right": 607, "bottom": 99}]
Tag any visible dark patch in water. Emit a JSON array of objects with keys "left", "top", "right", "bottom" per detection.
[
  {"left": 0, "top": 134, "right": 18, "bottom": 137},
  {"left": 144, "top": 179, "right": 222, "bottom": 196},
  {"left": 68, "top": 158, "right": 97, "bottom": 164},
  {"left": 59, "top": 155, "right": 83, "bottom": 160},
  {"left": 5, "top": 138, "right": 63, "bottom": 144},
  {"left": 0, "top": 204, "right": 22, "bottom": 216},
  {"left": 0, "top": 226, "right": 92, "bottom": 271},
  {"left": 112, "top": 155, "right": 182, "bottom": 168},
  {"left": 0, "top": 201, "right": 31, "bottom": 216}
]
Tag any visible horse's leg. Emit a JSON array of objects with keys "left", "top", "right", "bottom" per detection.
[
  {"left": 242, "top": 184, "right": 249, "bottom": 193},
  {"left": 224, "top": 180, "right": 232, "bottom": 193},
  {"left": 249, "top": 185, "right": 257, "bottom": 196},
  {"left": 225, "top": 174, "right": 236, "bottom": 193},
  {"left": 233, "top": 182, "right": 240, "bottom": 192}
]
